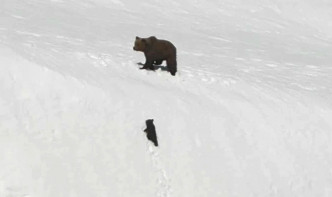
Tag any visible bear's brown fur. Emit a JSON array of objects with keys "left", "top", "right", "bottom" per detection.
[{"left": 133, "top": 36, "right": 177, "bottom": 76}]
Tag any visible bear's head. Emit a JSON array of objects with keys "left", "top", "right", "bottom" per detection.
[
  {"left": 133, "top": 36, "right": 157, "bottom": 52},
  {"left": 146, "top": 119, "right": 154, "bottom": 124},
  {"left": 133, "top": 36, "right": 147, "bottom": 52}
]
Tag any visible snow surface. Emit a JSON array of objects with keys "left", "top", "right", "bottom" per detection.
[{"left": 0, "top": 0, "right": 332, "bottom": 196}]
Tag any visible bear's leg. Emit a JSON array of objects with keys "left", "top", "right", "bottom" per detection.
[
  {"left": 154, "top": 59, "right": 163, "bottom": 65},
  {"left": 148, "top": 132, "right": 158, "bottom": 146},
  {"left": 141, "top": 58, "right": 155, "bottom": 70},
  {"left": 166, "top": 57, "right": 177, "bottom": 76}
]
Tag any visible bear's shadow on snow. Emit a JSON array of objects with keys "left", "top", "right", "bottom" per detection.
[{"left": 137, "top": 62, "right": 169, "bottom": 72}]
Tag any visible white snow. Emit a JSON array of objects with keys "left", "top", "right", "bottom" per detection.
[{"left": 0, "top": 0, "right": 332, "bottom": 197}]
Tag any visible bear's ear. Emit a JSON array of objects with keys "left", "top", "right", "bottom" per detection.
[
  {"left": 150, "top": 36, "right": 157, "bottom": 40},
  {"left": 136, "top": 36, "right": 140, "bottom": 40}
]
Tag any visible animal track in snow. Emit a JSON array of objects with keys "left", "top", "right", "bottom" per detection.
[{"left": 148, "top": 143, "right": 172, "bottom": 197}]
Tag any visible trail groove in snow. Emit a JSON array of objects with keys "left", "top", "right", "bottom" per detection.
[{"left": 148, "top": 144, "right": 172, "bottom": 197}]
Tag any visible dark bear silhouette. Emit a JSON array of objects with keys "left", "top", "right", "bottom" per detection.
[
  {"left": 133, "top": 36, "right": 177, "bottom": 76},
  {"left": 143, "top": 119, "right": 158, "bottom": 146}
]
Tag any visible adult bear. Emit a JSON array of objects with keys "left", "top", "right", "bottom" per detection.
[{"left": 133, "top": 36, "right": 177, "bottom": 76}]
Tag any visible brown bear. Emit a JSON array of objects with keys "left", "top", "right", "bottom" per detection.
[{"left": 133, "top": 36, "right": 177, "bottom": 76}]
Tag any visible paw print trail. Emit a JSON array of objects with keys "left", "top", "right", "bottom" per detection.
[{"left": 147, "top": 143, "right": 172, "bottom": 197}]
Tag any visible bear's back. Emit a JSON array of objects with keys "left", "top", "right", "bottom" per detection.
[{"left": 149, "top": 38, "right": 176, "bottom": 58}]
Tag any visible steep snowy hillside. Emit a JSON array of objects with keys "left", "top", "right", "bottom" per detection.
[{"left": 0, "top": 0, "right": 332, "bottom": 197}]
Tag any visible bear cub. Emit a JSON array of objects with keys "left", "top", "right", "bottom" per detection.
[
  {"left": 133, "top": 36, "right": 177, "bottom": 76},
  {"left": 143, "top": 119, "right": 158, "bottom": 147}
]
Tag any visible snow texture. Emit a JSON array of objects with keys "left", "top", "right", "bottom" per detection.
[{"left": 0, "top": 0, "right": 332, "bottom": 197}]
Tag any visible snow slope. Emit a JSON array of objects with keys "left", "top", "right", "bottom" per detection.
[{"left": 0, "top": 0, "right": 332, "bottom": 197}]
